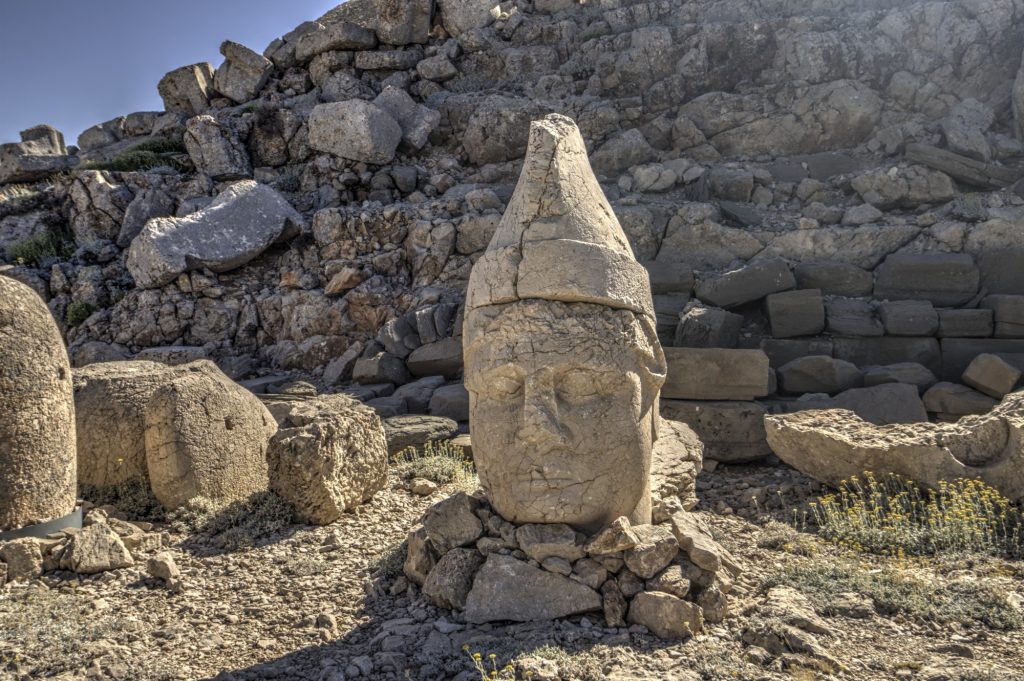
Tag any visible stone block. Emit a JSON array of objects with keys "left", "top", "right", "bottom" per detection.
[
  {"left": 833, "top": 337, "right": 942, "bottom": 375},
  {"left": 760, "top": 339, "right": 833, "bottom": 369},
  {"left": 826, "top": 298, "right": 883, "bottom": 337},
  {"left": 694, "top": 258, "right": 796, "bottom": 308},
  {"left": 308, "top": 100, "right": 402, "bottom": 165},
  {"left": 879, "top": 300, "right": 939, "bottom": 337},
  {"left": 214, "top": 41, "right": 273, "bottom": 104},
  {"left": 384, "top": 415, "right": 459, "bottom": 456},
  {"left": 662, "top": 348, "right": 771, "bottom": 401},
  {"left": 660, "top": 400, "right": 771, "bottom": 463},
  {"left": 940, "top": 339, "right": 1024, "bottom": 381},
  {"left": 407, "top": 337, "right": 463, "bottom": 378},
  {"left": 873, "top": 253, "right": 980, "bottom": 306},
  {"left": 862, "top": 363, "right": 937, "bottom": 393},
  {"left": 777, "top": 356, "right": 863, "bottom": 395},
  {"left": 981, "top": 295, "right": 1024, "bottom": 338},
  {"left": 794, "top": 261, "right": 873, "bottom": 297},
  {"left": 295, "top": 21, "right": 377, "bottom": 62},
  {"left": 429, "top": 383, "right": 469, "bottom": 421},
  {"left": 674, "top": 302, "right": 742, "bottom": 348},
  {"left": 463, "top": 554, "right": 602, "bottom": 623},
  {"left": 793, "top": 383, "right": 928, "bottom": 425},
  {"left": 353, "top": 352, "right": 411, "bottom": 385},
  {"left": 765, "top": 289, "right": 824, "bottom": 338},
  {"left": 922, "top": 382, "right": 998, "bottom": 415},
  {"left": 962, "top": 354, "right": 1022, "bottom": 399},
  {"left": 937, "top": 309, "right": 993, "bottom": 338},
  {"left": 157, "top": 63, "right": 215, "bottom": 116}
]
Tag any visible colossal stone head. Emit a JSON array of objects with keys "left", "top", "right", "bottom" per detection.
[{"left": 464, "top": 114, "right": 667, "bottom": 533}]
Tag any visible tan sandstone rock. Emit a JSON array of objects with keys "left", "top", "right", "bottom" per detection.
[
  {"left": 464, "top": 113, "right": 666, "bottom": 534},
  {"left": 267, "top": 394, "right": 388, "bottom": 525},
  {"left": 764, "top": 393, "right": 1024, "bottom": 501},
  {"left": 0, "top": 277, "right": 76, "bottom": 531},
  {"left": 144, "top": 361, "right": 277, "bottom": 509}
]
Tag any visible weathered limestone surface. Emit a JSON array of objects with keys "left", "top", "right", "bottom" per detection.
[
  {"left": 267, "top": 394, "right": 388, "bottom": 525},
  {"left": 765, "top": 392, "right": 1024, "bottom": 501},
  {"left": 157, "top": 63, "right": 216, "bottom": 116},
  {"left": 214, "top": 41, "right": 274, "bottom": 104},
  {"left": 144, "top": 361, "right": 277, "bottom": 509},
  {"left": 126, "top": 181, "right": 303, "bottom": 289},
  {"left": 0, "top": 277, "right": 76, "bottom": 531},
  {"left": 464, "top": 114, "right": 666, "bottom": 533}
]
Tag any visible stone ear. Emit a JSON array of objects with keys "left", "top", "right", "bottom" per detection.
[{"left": 634, "top": 312, "right": 667, "bottom": 443}]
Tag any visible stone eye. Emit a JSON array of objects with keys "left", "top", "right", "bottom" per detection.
[
  {"left": 491, "top": 375, "right": 523, "bottom": 398},
  {"left": 557, "top": 370, "right": 598, "bottom": 400}
]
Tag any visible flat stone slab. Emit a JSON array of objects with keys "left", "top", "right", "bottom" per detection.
[
  {"left": 662, "top": 348, "right": 771, "bottom": 401},
  {"left": 463, "top": 554, "right": 602, "bottom": 623},
  {"left": 126, "top": 181, "right": 303, "bottom": 289},
  {"left": 873, "top": 253, "right": 980, "bottom": 306},
  {"left": 383, "top": 415, "right": 459, "bottom": 455},
  {"left": 695, "top": 258, "right": 796, "bottom": 308}
]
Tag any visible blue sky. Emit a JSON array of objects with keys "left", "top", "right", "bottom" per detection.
[{"left": 0, "top": 0, "right": 341, "bottom": 145}]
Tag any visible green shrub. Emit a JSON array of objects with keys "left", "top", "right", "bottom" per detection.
[
  {"left": 82, "top": 138, "right": 190, "bottom": 173},
  {"left": 65, "top": 300, "right": 94, "bottom": 328},
  {"left": 80, "top": 479, "right": 165, "bottom": 522},
  {"left": 810, "top": 473, "right": 1024, "bottom": 558},
  {"left": 5, "top": 230, "right": 73, "bottom": 267},
  {"left": 392, "top": 439, "right": 475, "bottom": 486},
  {"left": 763, "top": 560, "right": 1022, "bottom": 630},
  {"left": 167, "top": 491, "right": 295, "bottom": 551}
]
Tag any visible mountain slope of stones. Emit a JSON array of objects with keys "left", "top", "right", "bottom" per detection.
[{"left": 2, "top": 0, "right": 1024, "bottom": 472}]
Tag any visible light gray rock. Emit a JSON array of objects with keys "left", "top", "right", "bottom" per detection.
[
  {"left": 794, "top": 261, "right": 874, "bottom": 297},
  {"left": 695, "top": 259, "right": 796, "bottom": 308},
  {"left": 423, "top": 548, "right": 484, "bottom": 610},
  {"left": 308, "top": 100, "right": 402, "bottom": 164},
  {"left": 516, "top": 523, "right": 586, "bottom": 563},
  {"left": 463, "top": 96, "right": 542, "bottom": 165},
  {"left": 383, "top": 415, "right": 459, "bottom": 456},
  {"left": 60, "top": 522, "right": 134, "bottom": 575},
  {"left": 0, "top": 125, "right": 75, "bottom": 184},
  {"left": 295, "top": 21, "right": 377, "bottom": 62},
  {"left": 126, "top": 181, "right": 302, "bottom": 289},
  {"left": 373, "top": 86, "right": 440, "bottom": 152},
  {"left": 826, "top": 298, "right": 883, "bottom": 337},
  {"left": 778, "top": 356, "right": 863, "bottom": 396},
  {"left": 117, "top": 189, "right": 175, "bottom": 248},
  {"left": 463, "top": 554, "right": 602, "bottom": 623},
  {"left": 0, "top": 539, "right": 43, "bottom": 582},
  {"left": 183, "top": 115, "right": 252, "bottom": 180},
  {"left": 158, "top": 63, "right": 215, "bottom": 116},
  {"left": 797, "top": 383, "right": 929, "bottom": 425},
  {"left": 627, "top": 591, "right": 703, "bottom": 640},
  {"left": 421, "top": 492, "right": 482, "bottom": 552},
  {"left": 318, "top": 0, "right": 433, "bottom": 46},
  {"left": 674, "top": 303, "right": 742, "bottom": 348},
  {"left": 214, "top": 40, "right": 274, "bottom": 104},
  {"left": 962, "top": 355, "right": 1022, "bottom": 399},
  {"left": 623, "top": 524, "right": 679, "bottom": 579},
  {"left": 437, "top": 0, "right": 494, "bottom": 37},
  {"left": 862, "top": 363, "right": 938, "bottom": 393},
  {"left": 428, "top": 383, "right": 469, "bottom": 421},
  {"left": 922, "top": 382, "right": 999, "bottom": 416},
  {"left": 0, "top": 277, "right": 76, "bottom": 532},
  {"left": 662, "top": 348, "right": 771, "bottom": 401},
  {"left": 851, "top": 165, "right": 957, "bottom": 209}
]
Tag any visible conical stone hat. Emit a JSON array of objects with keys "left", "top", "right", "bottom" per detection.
[{"left": 466, "top": 113, "right": 654, "bottom": 320}]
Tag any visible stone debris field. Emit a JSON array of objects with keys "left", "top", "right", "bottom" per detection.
[{"left": 3, "top": 0, "right": 1024, "bottom": 679}]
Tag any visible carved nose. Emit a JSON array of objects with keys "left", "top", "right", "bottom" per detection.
[{"left": 517, "top": 385, "right": 565, "bottom": 445}]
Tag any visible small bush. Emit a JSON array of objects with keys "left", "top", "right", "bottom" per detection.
[
  {"left": 392, "top": 439, "right": 475, "bottom": 487},
  {"left": 167, "top": 491, "right": 295, "bottom": 551},
  {"left": 810, "top": 473, "right": 1024, "bottom": 559},
  {"left": 80, "top": 479, "right": 165, "bottom": 522},
  {"left": 128, "top": 137, "right": 186, "bottom": 154},
  {"left": 371, "top": 539, "right": 407, "bottom": 580},
  {"left": 763, "top": 560, "right": 1022, "bottom": 630},
  {"left": 65, "top": 300, "right": 94, "bottom": 328},
  {"left": 5, "top": 229, "right": 73, "bottom": 267},
  {"left": 82, "top": 138, "right": 190, "bottom": 173}
]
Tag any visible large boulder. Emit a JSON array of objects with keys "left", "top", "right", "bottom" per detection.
[
  {"left": 373, "top": 86, "right": 440, "bottom": 152},
  {"left": 183, "top": 115, "right": 252, "bottom": 180},
  {"left": 308, "top": 100, "right": 402, "bottom": 164},
  {"left": 158, "top": 63, "right": 215, "bottom": 116},
  {"left": 437, "top": 0, "right": 494, "bottom": 37},
  {"left": 73, "top": 361, "right": 179, "bottom": 489},
  {"left": 144, "top": 361, "right": 277, "bottom": 509},
  {"left": 267, "top": 395, "right": 388, "bottom": 525},
  {"left": 213, "top": 41, "right": 273, "bottom": 104},
  {"left": 0, "top": 125, "right": 76, "bottom": 184},
  {"left": 318, "top": 0, "right": 433, "bottom": 45},
  {"left": 126, "top": 180, "right": 303, "bottom": 289},
  {"left": 0, "top": 278, "right": 76, "bottom": 531},
  {"left": 462, "top": 96, "right": 543, "bottom": 165},
  {"left": 764, "top": 392, "right": 1024, "bottom": 502}
]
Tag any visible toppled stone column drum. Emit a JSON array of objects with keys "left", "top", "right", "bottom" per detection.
[
  {"left": 0, "top": 277, "right": 77, "bottom": 531},
  {"left": 464, "top": 114, "right": 667, "bottom": 533}
]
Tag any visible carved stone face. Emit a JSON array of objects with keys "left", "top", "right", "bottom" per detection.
[{"left": 465, "top": 300, "right": 662, "bottom": 533}]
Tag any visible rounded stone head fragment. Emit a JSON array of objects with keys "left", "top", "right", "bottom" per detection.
[{"left": 464, "top": 114, "right": 666, "bottom": 533}]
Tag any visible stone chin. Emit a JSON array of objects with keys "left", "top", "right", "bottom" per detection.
[{"left": 464, "top": 300, "right": 666, "bottom": 534}]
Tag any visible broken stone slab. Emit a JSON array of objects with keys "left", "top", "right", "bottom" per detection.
[
  {"left": 650, "top": 418, "right": 704, "bottom": 513},
  {"left": 268, "top": 394, "right": 388, "bottom": 525},
  {"left": 937, "top": 309, "right": 994, "bottom": 338},
  {"left": 0, "top": 539, "right": 43, "bottom": 582},
  {"left": 922, "top": 382, "right": 999, "bottom": 416},
  {"left": 662, "top": 348, "right": 771, "bottom": 401},
  {"left": 825, "top": 298, "right": 883, "bottom": 337},
  {"left": 308, "top": 100, "right": 402, "bottom": 165},
  {"left": 764, "top": 392, "right": 1024, "bottom": 502},
  {"left": 674, "top": 302, "right": 742, "bottom": 348},
  {"left": 765, "top": 289, "right": 825, "bottom": 338},
  {"left": 695, "top": 258, "right": 796, "bottom": 308},
  {"left": 873, "top": 253, "right": 980, "bottom": 307},
  {"left": 516, "top": 523, "right": 586, "bottom": 563},
  {"left": 940, "top": 339, "right": 1024, "bottom": 382},
  {"left": 0, "top": 277, "right": 76, "bottom": 532},
  {"left": 126, "top": 181, "right": 303, "bottom": 289},
  {"left": 422, "top": 548, "right": 484, "bottom": 610},
  {"left": 295, "top": 21, "right": 377, "bottom": 62},
  {"left": 906, "top": 143, "right": 1023, "bottom": 190},
  {"left": 157, "top": 63, "right": 216, "bottom": 116},
  {"left": 0, "top": 125, "right": 76, "bottom": 184},
  {"left": 463, "top": 554, "right": 602, "bottom": 623},
  {"left": 60, "top": 522, "right": 134, "bottom": 575},
  {"left": 981, "top": 295, "right": 1024, "bottom": 338},
  {"left": 627, "top": 591, "right": 703, "bottom": 640},
  {"left": 383, "top": 414, "right": 458, "bottom": 456},
  {"left": 862, "top": 363, "right": 938, "bottom": 393},
  {"left": 144, "top": 361, "right": 277, "bottom": 510},
  {"left": 794, "top": 261, "right": 874, "bottom": 297},
  {"left": 850, "top": 164, "right": 957, "bottom": 209},
  {"left": 962, "top": 354, "right": 1022, "bottom": 399},
  {"left": 428, "top": 383, "right": 469, "bottom": 422},
  {"left": 406, "top": 337, "right": 463, "bottom": 378},
  {"left": 879, "top": 300, "right": 939, "bottom": 337},
  {"left": 623, "top": 525, "right": 679, "bottom": 579},
  {"left": 661, "top": 400, "right": 771, "bottom": 463},
  {"left": 214, "top": 40, "right": 274, "bottom": 104},
  {"left": 760, "top": 339, "right": 834, "bottom": 369},
  {"left": 777, "top": 356, "right": 863, "bottom": 396}
]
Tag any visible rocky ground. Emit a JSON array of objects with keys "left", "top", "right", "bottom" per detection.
[{"left": 3, "top": 460, "right": 1023, "bottom": 681}]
